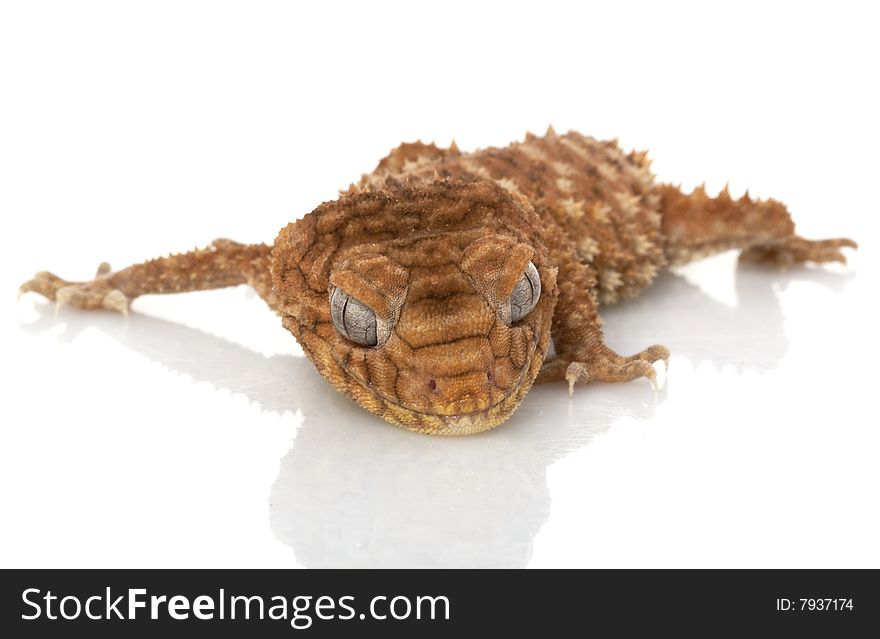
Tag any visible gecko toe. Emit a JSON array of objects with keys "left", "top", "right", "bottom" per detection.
[
  {"left": 102, "top": 289, "right": 130, "bottom": 315},
  {"left": 55, "top": 285, "right": 86, "bottom": 309},
  {"left": 633, "top": 344, "right": 669, "bottom": 366},
  {"left": 565, "top": 362, "right": 590, "bottom": 397},
  {"left": 50, "top": 282, "right": 130, "bottom": 315},
  {"left": 625, "top": 359, "right": 658, "bottom": 389},
  {"left": 19, "top": 271, "right": 67, "bottom": 301}
]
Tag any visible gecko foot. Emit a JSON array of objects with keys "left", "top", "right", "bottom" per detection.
[
  {"left": 740, "top": 236, "right": 857, "bottom": 268},
  {"left": 19, "top": 264, "right": 131, "bottom": 315},
  {"left": 561, "top": 343, "right": 670, "bottom": 397}
]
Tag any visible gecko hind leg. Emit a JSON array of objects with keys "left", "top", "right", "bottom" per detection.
[
  {"left": 739, "top": 236, "right": 857, "bottom": 268},
  {"left": 659, "top": 183, "right": 857, "bottom": 268}
]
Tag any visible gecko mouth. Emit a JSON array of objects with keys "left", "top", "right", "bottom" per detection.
[
  {"left": 339, "top": 361, "right": 533, "bottom": 435},
  {"left": 327, "top": 332, "right": 544, "bottom": 435},
  {"left": 408, "top": 396, "right": 516, "bottom": 430},
  {"left": 372, "top": 393, "right": 525, "bottom": 436},
  {"left": 438, "top": 408, "right": 515, "bottom": 435},
  {"left": 383, "top": 380, "right": 521, "bottom": 420}
]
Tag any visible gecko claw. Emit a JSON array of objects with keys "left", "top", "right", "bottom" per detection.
[
  {"left": 660, "top": 354, "right": 670, "bottom": 372},
  {"left": 646, "top": 367, "right": 660, "bottom": 393}
]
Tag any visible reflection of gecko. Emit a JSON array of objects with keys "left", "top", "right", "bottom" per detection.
[
  {"left": 20, "top": 129, "right": 856, "bottom": 435},
  {"left": 22, "top": 301, "right": 657, "bottom": 567}
]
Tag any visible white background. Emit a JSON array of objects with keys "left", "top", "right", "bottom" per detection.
[{"left": 1, "top": 1, "right": 878, "bottom": 568}]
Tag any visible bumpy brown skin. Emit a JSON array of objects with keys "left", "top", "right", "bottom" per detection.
[{"left": 20, "top": 129, "right": 857, "bottom": 435}]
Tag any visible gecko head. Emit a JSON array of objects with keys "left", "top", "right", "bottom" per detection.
[{"left": 273, "top": 180, "right": 558, "bottom": 435}]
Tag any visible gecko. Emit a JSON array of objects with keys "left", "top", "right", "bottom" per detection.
[{"left": 19, "top": 128, "right": 856, "bottom": 435}]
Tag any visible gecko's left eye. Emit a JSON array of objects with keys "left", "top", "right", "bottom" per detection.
[
  {"left": 507, "top": 261, "right": 541, "bottom": 324},
  {"left": 330, "top": 287, "right": 378, "bottom": 347}
]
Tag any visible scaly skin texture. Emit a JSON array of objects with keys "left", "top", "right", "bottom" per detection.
[{"left": 20, "top": 129, "right": 857, "bottom": 435}]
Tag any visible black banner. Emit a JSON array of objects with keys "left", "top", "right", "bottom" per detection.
[{"left": 1, "top": 569, "right": 876, "bottom": 636}]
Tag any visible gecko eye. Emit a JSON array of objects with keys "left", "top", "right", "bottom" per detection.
[
  {"left": 330, "top": 288, "right": 378, "bottom": 347},
  {"left": 507, "top": 261, "right": 541, "bottom": 324}
]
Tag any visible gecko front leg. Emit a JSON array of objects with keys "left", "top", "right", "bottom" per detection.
[
  {"left": 20, "top": 240, "right": 276, "bottom": 313},
  {"left": 536, "top": 224, "right": 669, "bottom": 394}
]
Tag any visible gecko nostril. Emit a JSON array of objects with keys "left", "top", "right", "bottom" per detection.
[
  {"left": 487, "top": 369, "right": 493, "bottom": 382},
  {"left": 427, "top": 378, "right": 437, "bottom": 391}
]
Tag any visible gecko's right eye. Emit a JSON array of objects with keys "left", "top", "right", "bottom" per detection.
[
  {"left": 330, "top": 287, "right": 378, "bottom": 347},
  {"left": 506, "top": 261, "right": 541, "bottom": 324}
]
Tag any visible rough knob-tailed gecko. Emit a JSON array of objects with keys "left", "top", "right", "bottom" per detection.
[{"left": 20, "top": 129, "right": 856, "bottom": 435}]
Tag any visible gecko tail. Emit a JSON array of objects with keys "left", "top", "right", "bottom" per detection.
[{"left": 657, "top": 183, "right": 856, "bottom": 268}]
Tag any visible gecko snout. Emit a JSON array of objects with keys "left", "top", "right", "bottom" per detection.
[{"left": 411, "top": 349, "right": 502, "bottom": 416}]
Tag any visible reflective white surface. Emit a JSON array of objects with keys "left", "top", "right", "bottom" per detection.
[
  {"left": 1, "top": 1, "right": 878, "bottom": 568},
  {"left": 4, "top": 250, "right": 877, "bottom": 568}
]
